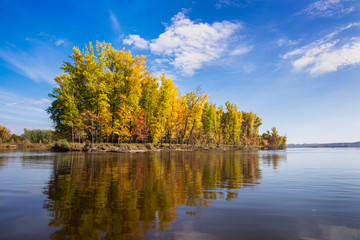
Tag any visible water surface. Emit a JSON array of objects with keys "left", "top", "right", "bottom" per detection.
[{"left": 0, "top": 148, "right": 359, "bottom": 239}]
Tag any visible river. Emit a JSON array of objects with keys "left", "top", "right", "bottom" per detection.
[{"left": 0, "top": 148, "right": 359, "bottom": 239}]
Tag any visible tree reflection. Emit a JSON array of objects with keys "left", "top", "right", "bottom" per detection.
[
  {"left": 0, "top": 156, "right": 7, "bottom": 170},
  {"left": 43, "top": 151, "right": 281, "bottom": 239},
  {"left": 260, "top": 151, "right": 287, "bottom": 169}
]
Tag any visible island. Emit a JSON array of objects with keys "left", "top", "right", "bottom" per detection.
[{"left": 0, "top": 42, "right": 286, "bottom": 152}]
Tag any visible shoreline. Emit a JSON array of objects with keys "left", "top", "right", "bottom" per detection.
[
  {"left": 56, "top": 143, "right": 264, "bottom": 153},
  {"left": 1, "top": 143, "right": 280, "bottom": 153}
]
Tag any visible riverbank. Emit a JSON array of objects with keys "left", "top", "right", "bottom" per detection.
[
  {"left": 1, "top": 142, "right": 283, "bottom": 153},
  {"left": 53, "top": 142, "right": 263, "bottom": 153},
  {"left": 0, "top": 143, "right": 52, "bottom": 151}
]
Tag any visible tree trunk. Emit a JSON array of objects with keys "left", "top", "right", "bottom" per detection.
[
  {"left": 187, "top": 119, "right": 196, "bottom": 145},
  {"left": 110, "top": 103, "right": 115, "bottom": 144},
  {"left": 96, "top": 106, "right": 99, "bottom": 143},
  {"left": 169, "top": 125, "right": 172, "bottom": 148},
  {"left": 91, "top": 117, "right": 94, "bottom": 144},
  {"left": 160, "top": 119, "right": 163, "bottom": 147},
  {"left": 71, "top": 126, "right": 74, "bottom": 144},
  {"left": 181, "top": 119, "right": 188, "bottom": 145}
]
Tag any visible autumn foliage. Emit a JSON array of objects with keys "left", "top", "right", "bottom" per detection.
[{"left": 47, "top": 41, "right": 286, "bottom": 148}]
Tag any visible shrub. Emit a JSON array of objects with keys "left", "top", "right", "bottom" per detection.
[{"left": 53, "top": 140, "right": 70, "bottom": 151}]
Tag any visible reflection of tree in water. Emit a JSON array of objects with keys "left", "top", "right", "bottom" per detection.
[
  {"left": 0, "top": 156, "right": 7, "bottom": 170},
  {"left": 43, "top": 151, "right": 265, "bottom": 239},
  {"left": 260, "top": 151, "right": 287, "bottom": 169}
]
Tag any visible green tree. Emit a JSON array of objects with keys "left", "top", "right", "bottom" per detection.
[{"left": 23, "top": 129, "right": 54, "bottom": 143}]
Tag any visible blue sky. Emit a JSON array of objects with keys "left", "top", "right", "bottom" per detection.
[{"left": 1, "top": 0, "right": 360, "bottom": 144}]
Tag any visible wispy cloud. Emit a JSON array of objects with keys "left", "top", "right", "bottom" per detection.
[
  {"left": 229, "top": 46, "right": 253, "bottom": 56},
  {"left": 277, "top": 38, "right": 298, "bottom": 47},
  {"left": 123, "top": 12, "right": 247, "bottom": 76},
  {"left": 283, "top": 23, "right": 360, "bottom": 75},
  {"left": 110, "top": 11, "right": 121, "bottom": 33},
  {"left": 215, "top": 0, "right": 240, "bottom": 9},
  {"left": 1, "top": 91, "right": 51, "bottom": 108},
  {"left": 0, "top": 89, "right": 52, "bottom": 133},
  {"left": 0, "top": 48, "right": 56, "bottom": 83},
  {"left": 27, "top": 98, "right": 52, "bottom": 106},
  {"left": 123, "top": 35, "right": 149, "bottom": 49},
  {"left": 215, "top": 0, "right": 250, "bottom": 9},
  {"left": 0, "top": 37, "right": 65, "bottom": 84},
  {"left": 5, "top": 101, "right": 24, "bottom": 107},
  {"left": 36, "top": 32, "right": 68, "bottom": 47},
  {"left": 304, "top": 0, "right": 355, "bottom": 17},
  {"left": 55, "top": 40, "right": 65, "bottom": 46}
]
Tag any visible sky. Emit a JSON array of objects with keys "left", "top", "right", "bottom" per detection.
[{"left": 0, "top": 0, "right": 360, "bottom": 144}]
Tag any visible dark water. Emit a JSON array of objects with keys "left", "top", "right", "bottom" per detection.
[{"left": 0, "top": 149, "right": 359, "bottom": 240}]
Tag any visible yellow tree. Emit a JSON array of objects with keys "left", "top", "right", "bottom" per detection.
[
  {"left": 121, "top": 50, "right": 146, "bottom": 143},
  {"left": 241, "top": 111, "right": 262, "bottom": 146},
  {"left": 215, "top": 106, "right": 224, "bottom": 144},
  {"left": 83, "top": 42, "right": 109, "bottom": 143},
  {"left": 102, "top": 43, "right": 146, "bottom": 143},
  {"left": 201, "top": 102, "right": 219, "bottom": 144},
  {"left": 165, "top": 78, "right": 179, "bottom": 147},
  {"left": 0, "top": 124, "right": 10, "bottom": 143},
  {"left": 102, "top": 42, "right": 126, "bottom": 143},
  {"left": 139, "top": 74, "right": 159, "bottom": 142},
  {"left": 156, "top": 74, "right": 173, "bottom": 145},
  {"left": 222, "top": 101, "right": 242, "bottom": 145},
  {"left": 181, "top": 91, "right": 209, "bottom": 145}
]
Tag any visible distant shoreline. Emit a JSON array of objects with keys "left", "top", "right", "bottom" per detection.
[{"left": 288, "top": 142, "right": 360, "bottom": 148}]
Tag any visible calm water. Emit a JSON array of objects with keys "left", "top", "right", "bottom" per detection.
[{"left": 0, "top": 149, "right": 359, "bottom": 240}]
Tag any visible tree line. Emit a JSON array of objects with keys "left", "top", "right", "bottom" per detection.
[
  {"left": 43, "top": 41, "right": 285, "bottom": 149},
  {"left": 0, "top": 125, "right": 54, "bottom": 144}
]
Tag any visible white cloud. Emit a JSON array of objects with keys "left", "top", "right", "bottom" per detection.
[
  {"left": 152, "top": 70, "right": 178, "bottom": 82},
  {"left": 124, "top": 12, "right": 244, "bottom": 76},
  {"left": 230, "top": 46, "right": 253, "bottom": 56},
  {"left": 55, "top": 40, "right": 64, "bottom": 46},
  {"left": 305, "top": 0, "right": 354, "bottom": 17},
  {"left": 154, "top": 58, "right": 169, "bottom": 64},
  {"left": 123, "top": 35, "right": 149, "bottom": 49},
  {"left": 277, "top": 38, "right": 298, "bottom": 47},
  {"left": 283, "top": 23, "right": 360, "bottom": 75}
]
